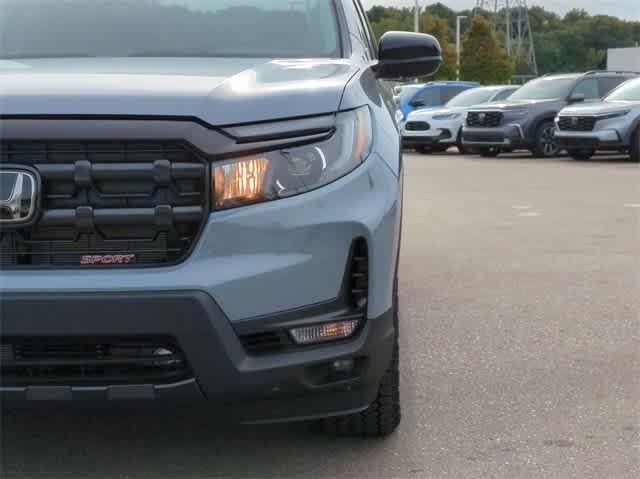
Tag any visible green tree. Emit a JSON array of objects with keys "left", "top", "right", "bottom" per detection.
[
  {"left": 460, "top": 16, "right": 514, "bottom": 84},
  {"left": 366, "top": 5, "right": 640, "bottom": 76},
  {"left": 420, "top": 14, "right": 457, "bottom": 80}
]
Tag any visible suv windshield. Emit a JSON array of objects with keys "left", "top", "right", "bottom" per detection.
[
  {"left": 446, "top": 88, "right": 494, "bottom": 107},
  {"left": 0, "top": 0, "right": 340, "bottom": 59},
  {"left": 605, "top": 79, "right": 640, "bottom": 101},
  {"left": 399, "top": 86, "right": 423, "bottom": 102},
  {"left": 509, "top": 77, "right": 576, "bottom": 101}
]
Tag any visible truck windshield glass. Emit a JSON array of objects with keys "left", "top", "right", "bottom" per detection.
[
  {"left": 509, "top": 77, "right": 576, "bottom": 101},
  {"left": 0, "top": 0, "right": 341, "bottom": 59},
  {"left": 446, "top": 88, "right": 494, "bottom": 107},
  {"left": 605, "top": 80, "right": 640, "bottom": 101}
]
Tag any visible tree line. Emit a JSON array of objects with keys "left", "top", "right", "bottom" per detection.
[{"left": 367, "top": 3, "right": 640, "bottom": 84}]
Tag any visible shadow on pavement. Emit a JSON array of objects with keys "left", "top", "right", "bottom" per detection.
[{"left": 1, "top": 407, "right": 390, "bottom": 478}]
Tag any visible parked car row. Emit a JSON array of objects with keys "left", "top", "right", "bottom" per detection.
[{"left": 399, "top": 71, "right": 640, "bottom": 162}]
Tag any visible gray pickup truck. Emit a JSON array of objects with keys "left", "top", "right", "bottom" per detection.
[{"left": 0, "top": 0, "right": 441, "bottom": 437}]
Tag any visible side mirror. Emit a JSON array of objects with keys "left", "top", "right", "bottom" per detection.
[
  {"left": 410, "top": 98, "right": 426, "bottom": 107},
  {"left": 375, "top": 31, "right": 442, "bottom": 80},
  {"left": 569, "top": 92, "right": 586, "bottom": 103}
]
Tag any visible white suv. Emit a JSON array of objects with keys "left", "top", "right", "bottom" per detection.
[{"left": 402, "top": 85, "right": 518, "bottom": 153}]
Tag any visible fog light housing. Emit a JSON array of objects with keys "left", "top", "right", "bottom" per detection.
[
  {"left": 332, "top": 359, "right": 356, "bottom": 372},
  {"left": 290, "top": 320, "right": 360, "bottom": 345}
]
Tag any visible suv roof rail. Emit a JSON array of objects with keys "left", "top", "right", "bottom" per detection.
[
  {"left": 582, "top": 70, "right": 640, "bottom": 76},
  {"left": 540, "top": 72, "right": 579, "bottom": 77},
  {"left": 540, "top": 70, "right": 639, "bottom": 79}
]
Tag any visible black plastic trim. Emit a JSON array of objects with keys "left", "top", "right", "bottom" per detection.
[{"left": 0, "top": 140, "right": 211, "bottom": 270}]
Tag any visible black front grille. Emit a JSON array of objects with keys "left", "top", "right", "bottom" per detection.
[
  {"left": 467, "top": 111, "right": 503, "bottom": 127},
  {"left": 463, "top": 134, "right": 505, "bottom": 143},
  {"left": 405, "top": 121, "right": 430, "bottom": 131},
  {"left": 0, "top": 337, "right": 192, "bottom": 386},
  {"left": 558, "top": 116, "right": 597, "bottom": 131},
  {"left": 0, "top": 142, "right": 208, "bottom": 268},
  {"left": 556, "top": 137, "right": 600, "bottom": 148}
]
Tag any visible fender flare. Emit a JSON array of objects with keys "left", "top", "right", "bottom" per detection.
[{"left": 527, "top": 113, "right": 559, "bottom": 143}]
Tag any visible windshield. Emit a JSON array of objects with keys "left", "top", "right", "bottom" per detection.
[
  {"left": 0, "top": 0, "right": 340, "bottom": 59},
  {"left": 399, "top": 86, "right": 423, "bottom": 102},
  {"left": 605, "top": 79, "right": 640, "bottom": 101},
  {"left": 446, "top": 88, "right": 495, "bottom": 107},
  {"left": 509, "top": 77, "right": 576, "bottom": 101}
]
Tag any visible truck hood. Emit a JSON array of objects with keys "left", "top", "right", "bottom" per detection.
[
  {"left": 0, "top": 58, "right": 358, "bottom": 125},
  {"left": 559, "top": 100, "right": 640, "bottom": 116}
]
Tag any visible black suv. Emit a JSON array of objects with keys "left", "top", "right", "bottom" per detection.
[{"left": 461, "top": 71, "right": 636, "bottom": 157}]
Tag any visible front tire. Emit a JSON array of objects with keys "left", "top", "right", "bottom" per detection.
[
  {"left": 630, "top": 127, "right": 640, "bottom": 163},
  {"left": 533, "top": 121, "right": 560, "bottom": 158},
  {"left": 457, "top": 132, "right": 471, "bottom": 154},
  {"left": 324, "top": 287, "right": 401, "bottom": 437}
]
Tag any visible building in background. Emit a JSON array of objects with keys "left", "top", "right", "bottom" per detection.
[{"left": 607, "top": 47, "right": 640, "bottom": 71}]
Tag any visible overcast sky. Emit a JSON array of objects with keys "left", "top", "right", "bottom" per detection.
[{"left": 361, "top": 1, "right": 640, "bottom": 22}]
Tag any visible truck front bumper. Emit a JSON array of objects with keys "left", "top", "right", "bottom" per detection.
[{"left": 1, "top": 290, "right": 395, "bottom": 423}]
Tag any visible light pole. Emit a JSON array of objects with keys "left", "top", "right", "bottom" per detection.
[
  {"left": 414, "top": 0, "right": 420, "bottom": 33},
  {"left": 456, "top": 15, "right": 467, "bottom": 81}
]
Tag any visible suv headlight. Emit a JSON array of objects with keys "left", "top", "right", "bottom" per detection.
[
  {"left": 213, "top": 108, "right": 372, "bottom": 210},
  {"left": 598, "top": 110, "right": 631, "bottom": 120},
  {"left": 432, "top": 113, "right": 461, "bottom": 120},
  {"left": 506, "top": 108, "right": 529, "bottom": 118}
]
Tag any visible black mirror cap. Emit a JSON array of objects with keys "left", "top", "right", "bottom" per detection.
[{"left": 375, "top": 31, "right": 442, "bottom": 80}]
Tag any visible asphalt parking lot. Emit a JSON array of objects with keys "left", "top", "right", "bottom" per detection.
[{"left": 2, "top": 151, "right": 639, "bottom": 478}]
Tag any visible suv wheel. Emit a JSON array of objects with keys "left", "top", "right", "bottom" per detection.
[
  {"left": 631, "top": 127, "right": 640, "bottom": 163},
  {"left": 534, "top": 121, "right": 560, "bottom": 158},
  {"left": 324, "top": 281, "right": 401, "bottom": 437},
  {"left": 568, "top": 148, "right": 594, "bottom": 161},
  {"left": 457, "top": 132, "right": 471, "bottom": 154}
]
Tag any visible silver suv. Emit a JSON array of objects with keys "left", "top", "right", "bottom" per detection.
[
  {"left": 555, "top": 77, "right": 640, "bottom": 161},
  {"left": 461, "top": 71, "right": 636, "bottom": 158}
]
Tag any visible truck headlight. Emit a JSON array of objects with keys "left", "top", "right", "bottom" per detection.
[{"left": 213, "top": 107, "right": 372, "bottom": 210}]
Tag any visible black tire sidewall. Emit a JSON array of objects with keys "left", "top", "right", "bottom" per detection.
[
  {"left": 535, "top": 121, "right": 559, "bottom": 158},
  {"left": 631, "top": 128, "right": 640, "bottom": 162}
]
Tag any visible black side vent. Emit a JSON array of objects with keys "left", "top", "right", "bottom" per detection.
[{"left": 350, "top": 239, "right": 369, "bottom": 311}]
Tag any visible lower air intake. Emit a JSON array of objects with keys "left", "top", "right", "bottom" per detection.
[{"left": 0, "top": 337, "right": 193, "bottom": 387}]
